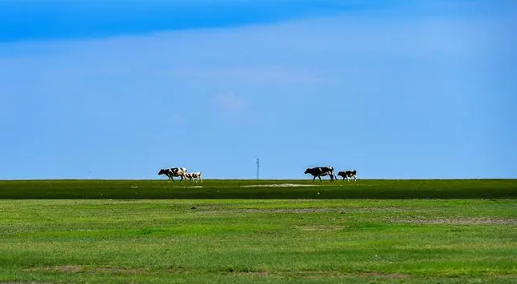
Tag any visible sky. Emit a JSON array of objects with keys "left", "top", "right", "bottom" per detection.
[{"left": 1, "top": 0, "right": 516, "bottom": 180}]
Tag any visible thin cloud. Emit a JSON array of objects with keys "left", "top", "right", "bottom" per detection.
[
  {"left": 213, "top": 93, "right": 249, "bottom": 120},
  {"left": 181, "top": 65, "right": 325, "bottom": 85}
]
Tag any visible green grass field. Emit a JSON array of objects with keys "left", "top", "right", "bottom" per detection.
[
  {"left": 1, "top": 179, "right": 516, "bottom": 283},
  {"left": 1, "top": 179, "right": 516, "bottom": 199}
]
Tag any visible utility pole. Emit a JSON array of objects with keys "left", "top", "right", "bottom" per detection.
[{"left": 256, "top": 158, "right": 260, "bottom": 180}]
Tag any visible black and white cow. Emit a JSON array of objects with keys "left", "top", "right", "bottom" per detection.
[
  {"left": 158, "top": 167, "right": 187, "bottom": 182},
  {"left": 185, "top": 172, "right": 202, "bottom": 183},
  {"left": 158, "top": 168, "right": 172, "bottom": 180},
  {"left": 169, "top": 167, "right": 187, "bottom": 182},
  {"left": 304, "top": 166, "right": 336, "bottom": 182},
  {"left": 337, "top": 170, "right": 357, "bottom": 182}
]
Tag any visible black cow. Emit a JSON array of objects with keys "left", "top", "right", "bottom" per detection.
[
  {"left": 337, "top": 170, "right": 357, "bottom": 182},
  {"left": 158, "top": 168, "right": 172, "bottom": 180},
  {"left": 304, "top": 166, "right": 336, "bottom": 182}
]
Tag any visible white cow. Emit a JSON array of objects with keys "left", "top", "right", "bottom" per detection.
[{"left": 185, "top": 172, "right": 202, "bottom": 183}]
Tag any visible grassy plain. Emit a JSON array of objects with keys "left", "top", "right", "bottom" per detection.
[
  {"left": 0, "top": 179, "right": 516, "bottom": 199},
  {"left": 0, "top": 179, "right": 516, "bottom": 283}
]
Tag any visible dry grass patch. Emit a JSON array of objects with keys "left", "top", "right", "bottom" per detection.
[
  {"left": 242, "top": 183, "right": 317, "bottom": 188},
  {"left": 197, "top": 207, "right": 330, "bottom": 214},
  {"left": 357, "top": 272, "right": 410, "bottom": 279},
  {"left": 296, "top": 225, "right": 346, "bottom": 231},
  {"left": 283, "top": 270, "right": 410, "bottom": 280},
  {"left": 42, "top": 265, "right": 83, "bottom": 273},
  {"left": 25, "top": 265, "right": 149, "bottom": 275},
  {"left": 389, "top": 217, "right": 517, "bottom": 225},
  {"left": 230, "top": 271, "right": 269, "bottom": 277}
]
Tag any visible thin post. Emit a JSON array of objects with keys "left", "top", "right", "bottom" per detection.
[{"left": 256, "top": 158, "right": 260, "bottom": 180}]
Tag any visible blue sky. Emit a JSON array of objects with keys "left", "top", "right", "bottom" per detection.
[{"left": 1, "top": 0, "right": 516, "bottom": 179}]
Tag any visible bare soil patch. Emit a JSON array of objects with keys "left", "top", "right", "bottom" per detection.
[
  {"left": 242, "top": 208, "right": 329, "bottom": 213},
  {"left": 231, "top": 271, "right": 269, "bottom": 277},
  {"left": 242, "top": 183, "right": 317, "bottom": 188},
  {"left": 284, "top": 271, "right": 410, "bottom": 279},
  {"left": 197, "top": 207, "right": 330, "bottom": 214},
  {"left": 43, "top": 265, "right": 83, "bottom": 273},
  {"left": 296, "top": 225, "right": 345, "bottom": 231},
  {"left": 357, "top": 272, "right": 410, "bottom": 279},
  {"left": 390, "top": 217, "right": 517, "bottom": 225},
  {"left": 25, "top": 265, "right": 148, "bottom": 275}
]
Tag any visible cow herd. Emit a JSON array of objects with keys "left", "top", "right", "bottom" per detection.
[
  {"left": 304, "top": 166, "right": 357, "bottom": 182},
  {"left": 158, "top": 167, "right": 202, "bottom": 182},
  {"left": 158, "top": 166, "right": 357, "bottom": 182}
]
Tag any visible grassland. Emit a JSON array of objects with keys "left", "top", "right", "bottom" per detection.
[
  {"left": 0, "top": 179, "right": 516, "bottom": 283},
  {"left": 0, "top": 179, "right": 516, "bottom": 199}
]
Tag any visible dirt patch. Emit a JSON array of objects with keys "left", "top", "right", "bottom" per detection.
[
  {"left": 26, "top": 265, "right": 148, "bottom": 275},
  {"left": 43, "top": 265, "right": 83, "bottom": 273},
  {"left": 239, "top": 208, "right": 329, "bottom": 214},
  {"left": 0, "top": 282, "right": 56, "bottom": 284},
  {"left": 231, "top": 271, "right": 268, "bottom": 277},
  {"left": 0, "top": 282, "right": 57, "bottom": 284},
  {"left": 197, "top": 207, "right": 330, "bottom": 214},
  {"left": 357, "top": 272, "right": 409, "bottom": 279},
  {"left": 242, "top": 183, "right": 317, "bottom": 188},
  {"left": 296, "top": 225, "right": 345, "bottom": 231},
  {"left": 90, "top": 267, "right": 149, "bottom": 274},
  {"left": 284, "top": 271, "right": 410, "bottom": 279},
  {"left": 389, "top": 217, "right": 517, "bottom": 225}
]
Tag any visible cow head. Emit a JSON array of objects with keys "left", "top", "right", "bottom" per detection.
[
  {"left": 158, "top": 169, "right": 168, "bottom": 176},
  {"left": 304, "top": 168, "right": 310, "bottom": 174}
]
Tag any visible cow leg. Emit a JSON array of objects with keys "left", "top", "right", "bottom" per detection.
[
  {"left": 318, "top": 176, "right": 322, "bottom": 182},
  {"left": 312, "top": 175, "right": 316, "bottom": 182}
]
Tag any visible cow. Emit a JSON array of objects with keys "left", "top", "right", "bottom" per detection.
[
  {"left": 185, "top": 172, "right": 202, "bottom": 183},
  {"left": 158, "top": 168, "right": 173, "bottom": 181},
  {"left": 304, "top": 166, "right": 336, "bottom": 182},
  {"left": 158, "top": 167, "right": 187, "bottom": 182},
  {"left": 338, "top": 170, "right": 357, "bottom": 182},
  {"left": 169, "top": 167, "right": 187, "bottom": 182}
]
